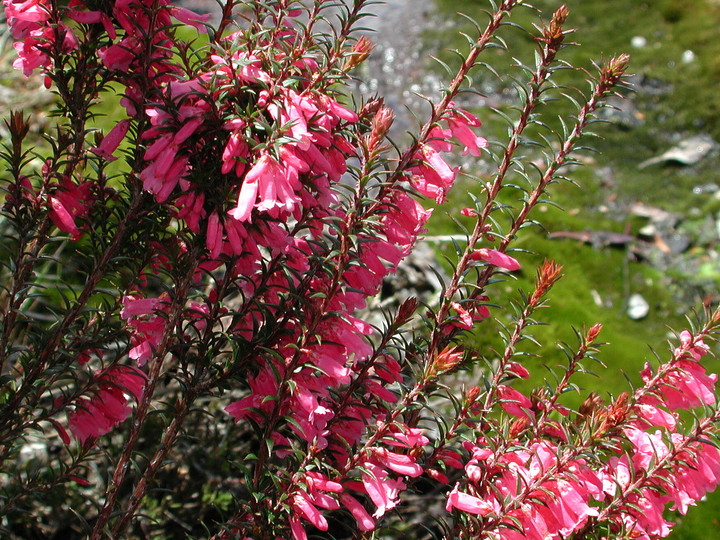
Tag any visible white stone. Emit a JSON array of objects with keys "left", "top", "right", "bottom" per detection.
[
  {"left": 631, "top": 36, "right": 647, "bottom": 48},
  {"left": 627, "top": 294, "right": 650, "bottom": 320}
]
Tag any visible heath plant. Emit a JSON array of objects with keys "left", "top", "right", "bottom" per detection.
[{"left": 1, "top": 0, "right": 719, "bottom": 538}]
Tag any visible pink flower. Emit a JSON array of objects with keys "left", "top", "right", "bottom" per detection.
[
  {"left": 99, "top": 38, "right": 139, "bottom": 72},
  {"left": 497, "top": 385, "right": 533, "bottom": 418},
  {"left": 67, "top": 366, "right": 147, "bottom": 443},
  {"left": 67, "top": 8, "right": 116, "bottom": 38},
  {"left": 634, "top": 397, "right": 677, "bottom": 430},
  {"left": 446, "top": 484, "right": 494, "bottom": 515},
  {"left": 292, "top": 491, "right": 328, "bottom": 531},
  {"left": 289, "top": 517, "right": 307, "bottom": 540},
  {"left": 121, "top": 294, "right": 169, "bottom": 366},
  {"left": 409, "top": 143, "right": 458, "bottom": 202},
  {"left": 370, "top": 447, "right": 423, "bottom": 477},
  {"left": 91, "top": 119, "right": 131, "bottom": 161},
  {"left": 651, "top": 360, "right": 717, "bottom": 410},
  {"left": 47, "top": 178, "right": 92, "bottom": 240},
  {"left": 4, "top": 0, "right": 51, "bottom": 39},
  {"left": 221, "top": 131, "right": 249, "bottom": 176},
  {"left": 229, "top": 153, "right": 300, "bottom": 222},
  {"left": 383, "top": 427, "right": 429, "bottom": 448},
  {"left": 674, "top": 329, "right": 710, "bottom": 361},
  {"left": 444, "top": 104, "right": 488, "bottom": 156},
  {"left": 339, "top": 492, "right": 375, "bottom": 531},
  {"left": 361, "top": 461, "right": 406, "bottom": 518},
  {"left": 170, "top": 6, "right": 210, "bottom": 31},
  {"left": 471, "top": 248, "right": 521, "bottom": 271}
]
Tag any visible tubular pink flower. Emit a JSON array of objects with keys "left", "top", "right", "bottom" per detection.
[
  {"left": 361, "top": 461, "right": 405, "bottom": 518},
  {"left": 289, "top": 517, "right": 307, "bottom": 540},
  {"left": 48, "top": 196, "right": 80, "bottom": 239},
  {"left": 292, "top": 491, "right": 328, "bottom": 531},
  {"left": 497, "top": 385, "right": 533, "bottom": 418},
  {"left": 91, "top": 119, "right": 131, "bottom": 161},
  {"left": 444, "top": 104, "right": 488, "bottom": 156},
  {"left": 169, "top": 6, "right": 210, "bottom": 31},
  {"left": 206, "top": 212, "right": 223, "bottom": 260},
  {"left": 370, "top": 448, "right": 423, "bottom": 477},
  {"left": 339, "top": 493, "right": 375, "bottom": 531},
  {"left": 67, "top": 366, "right": 147, "bottom": 443},
  {"left": 471, "top": 248, "right": 521, "bottom": 271},
  {"left": 446, "top": 484, "right": 494, "bottom": 515}
]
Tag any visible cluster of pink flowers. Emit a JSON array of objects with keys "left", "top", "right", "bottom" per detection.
[
  {"left": 66, "top": 365, "right": 147, "bottom": 443},
  {"left": 446, "top": 329, "right": 720, "bottom": 539}
]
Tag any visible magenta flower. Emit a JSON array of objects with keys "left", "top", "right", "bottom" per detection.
[
  {"left": 67, "top": 366, "right": 147, "bottom": 443},
  {"left": 91, "top": 119, "right": 131, "bottom": 161}
]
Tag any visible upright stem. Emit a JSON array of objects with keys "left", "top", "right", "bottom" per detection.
[{"left": 90, "top": 243, "right": 202, "bottom": 539}]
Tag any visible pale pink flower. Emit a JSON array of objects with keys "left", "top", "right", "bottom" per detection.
[
  {"left": 674, "top": 329, "right": 711, "bottom": 361},
  {"left": 361, "top": 461, "right": 406, "bottom": 518},
  {"left": 229, "top": 153, "right": 299, "bottom": 221},
  {"left": 471, "top": 248, "right": 521, "bottom": 271},
  {"left": 446, "top": 484, "right": 495, "bottom": 515},
  {"left": 409, "top": 143, "right": 458, "bottom": 202},
  {"left": 444, "top": 104, "right": 488, "bottom": 156},
  {"left": 121, "top": 294, "right": 169, "bottom": 366},
  {"left": 370, "top": 447, "right": 423, "bottom": 477}
]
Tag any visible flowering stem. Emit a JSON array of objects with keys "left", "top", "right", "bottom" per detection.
[
  {"left": 90, "top": 242, "right": 203, "bottom": 539},
  {"left": 0, "top": 193, "right": 144, "bottom": 455},
  {"left": 422, "top": 7, "right": 570, "bottom": 369},
  {"left": 369, "top": 0, "right": 520, "bottom": 211}
]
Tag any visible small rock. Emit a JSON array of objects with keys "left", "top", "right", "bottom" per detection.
[
  {"left": 682, "top": 50, "right": 696, "bottom": 64},
  {"left": 639, "top": 134, "right": 719, "bottom": 168},
  {"left": 626, "top": 74, "right": 672, "bottom": 96},
  {"left": 629, "top": 203, "right": 678, "bottom": 225},
  {"left": 627, "top": 294, "right": 650, "bottom": 320},
  {"left": 664, "top": 232, "right": 691, "bottom": 255},
  {"left": 692, "top": 183, "right": 719, "bottom": 195},
  {"left": 638, "top": 224, "right": 657, "bottom": 237},
  {"left": 631, "top": 36, "right": 648, "bottom": 48}
]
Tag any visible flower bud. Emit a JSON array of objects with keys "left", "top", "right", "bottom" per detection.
[
  {"left": 365, "top": 106, "right": 395, "bottom": 153},
  {"left": 599, "top": 54, "right": 631, "bottom": 92},
  {"left": 586, "top": 323, "right": 603, "bottom": 345},
  {"left": 543, "top": 5, "right": 569, "bottom": 47},
  {"left": 396, "top": 296, "right": 418, "bottom": 325},
  {"left": 343, "top": 35, "right": 375, "bottom": 71},
  {"left": 429, "top": 346, "right": 464, "bottom": 378},
  {"left": 465, "top": 385, "right": 482, "bottom": 404}
]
